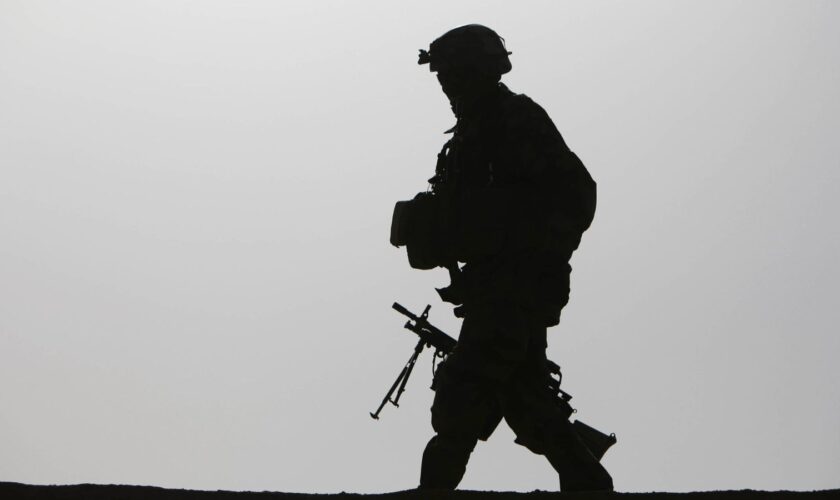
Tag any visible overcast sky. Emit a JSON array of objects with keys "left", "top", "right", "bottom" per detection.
[{"left": 1, "top": 0, "right": 838, "bottom": 494}]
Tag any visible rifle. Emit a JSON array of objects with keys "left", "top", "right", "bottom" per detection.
[{"left": 371, "top": 302, "right": 617, "bottom": 461}]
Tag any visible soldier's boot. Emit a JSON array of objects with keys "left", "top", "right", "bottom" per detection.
[
  {"left": 418, "top": 433, "right": 477, "bottom": 489},
  {"left": 545, "top": 430, "right": 614, "bottom": 492}
]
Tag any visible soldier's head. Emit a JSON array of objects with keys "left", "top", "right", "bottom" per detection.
[{"left": 418, "top": 24, "right": 512, "bottom": 105}]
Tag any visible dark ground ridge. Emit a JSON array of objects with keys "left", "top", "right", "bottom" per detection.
[{"left": 1, "top": 482, "right": 839, "bottom": 500}]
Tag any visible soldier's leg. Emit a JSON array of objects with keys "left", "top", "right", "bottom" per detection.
[
  {"left": 419, "top": 355, "right": 503, "bottom": 489},
  {"left": 500, "top": 312, "right": 613, "bottom": 492},
  {"left": 419, "top": 304, "right": 517, "bottom": 489},
  {"left": 543, "top": 422, "right": 614, "bottom": 492},
  {"left": 419, "top": 433, "right": 477, "bottom": 490}
]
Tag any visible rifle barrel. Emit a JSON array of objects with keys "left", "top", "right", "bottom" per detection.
[{"left": 392, "top": 302, "right": 416, "bottom": 320}]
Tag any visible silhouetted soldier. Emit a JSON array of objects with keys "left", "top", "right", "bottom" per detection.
[{"left": 393, "top": 25, "right": 613, "bottom": 491}]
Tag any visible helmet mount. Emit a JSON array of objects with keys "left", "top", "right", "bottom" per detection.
[{"left": 418, "top": 24, "right": 512, "bottom": 76}]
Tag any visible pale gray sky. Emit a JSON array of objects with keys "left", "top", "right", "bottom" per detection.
[{"left": 1, "top": 0, "right": 838, "bottom": 494}]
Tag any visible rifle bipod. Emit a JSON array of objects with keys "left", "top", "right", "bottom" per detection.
[{"left": 370, "top": 338, "right": 427, "bottom": 420}]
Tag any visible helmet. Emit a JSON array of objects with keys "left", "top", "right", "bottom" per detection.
[{"left": 418, "top": 24, "right": 512, "bottom": 76}]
